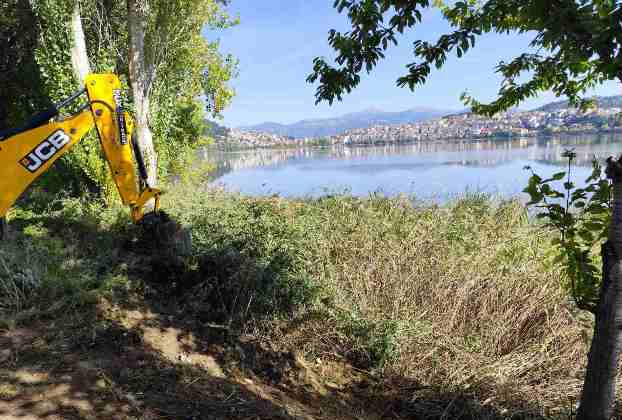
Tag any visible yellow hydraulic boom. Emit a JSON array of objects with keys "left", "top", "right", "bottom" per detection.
[{"left": 0, "top": 74, "right": 162, "bottom": 239}]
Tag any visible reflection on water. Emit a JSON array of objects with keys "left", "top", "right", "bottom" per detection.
[{"left": 204, "top": 134, "right": 622, "bottom": 201}]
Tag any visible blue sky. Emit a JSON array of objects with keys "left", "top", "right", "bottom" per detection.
[{"left": 207, "top": 1, "right": 622, "bottom": 128}]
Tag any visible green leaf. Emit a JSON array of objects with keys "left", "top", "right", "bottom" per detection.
[
  {"left": 578, "top": 230, "right": 594, "bottom": 243},
  {"left": 541, "top": 184, "right": 564, "bottom": 198},
  {"left": 583, "top": 221, "right": 605, "bottom": 231},
  {"left": 552, "top": 253, "right": 566, "bottom": 264},
  {"left": 587, "top": 204, "right": 608, "bottom": 214}
]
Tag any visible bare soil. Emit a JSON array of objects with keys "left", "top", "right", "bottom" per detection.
[{"left": 0, "top": 290, "right": 408, "bottom": 420}]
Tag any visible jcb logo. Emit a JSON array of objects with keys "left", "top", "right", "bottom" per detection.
[{"left": 20, "top": 130, "right": 70, "bottom": 173}]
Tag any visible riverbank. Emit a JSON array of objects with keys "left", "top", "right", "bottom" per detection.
[{"left": 0, "top": 186, "right": 611, "bottom": 419}]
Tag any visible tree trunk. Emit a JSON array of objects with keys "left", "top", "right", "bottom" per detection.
[
  {"left": 69, "top": 0, "right": 90, "bottom": 84},
  {"left": 577, "top": 162, "right": 622, "bottom": 420},
  {"left": 127, "top": 0, "right": 158, "bottom": 189}
]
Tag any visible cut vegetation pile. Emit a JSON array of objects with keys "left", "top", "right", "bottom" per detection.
[{"left": 0, "top": 185, "right": 607, "bottom": 419}]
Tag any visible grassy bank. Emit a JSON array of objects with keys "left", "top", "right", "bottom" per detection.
[{"left": 0, "top": 185, "right": 601, "bottom": 418}]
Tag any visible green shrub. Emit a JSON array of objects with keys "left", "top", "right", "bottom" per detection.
[
  {"left": 335, "top": 311, "right": 404, "bottom": 368},
  {"left": 179, "top": 196, "right": 321, "bottom": 324}
]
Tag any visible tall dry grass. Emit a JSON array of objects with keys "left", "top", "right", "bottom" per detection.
[
  {"left": 0, "top": 185, "right": 602, "bottom": 416},
  {"left": 305, "top": 194, "right": 589, "bottom": 413},
  {"left": 165, "top": 187, "right": 595, "bottom": 415}
]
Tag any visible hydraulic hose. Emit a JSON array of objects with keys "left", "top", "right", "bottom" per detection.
[
  {"left": 0, "top": 88, "right": 87, "bottom": 141},
  {"left": 0, "top": 217, "right": 6, "bottom": 240},
  {"left": 131, "top": 131, "right": 150, "bottom": 187}
]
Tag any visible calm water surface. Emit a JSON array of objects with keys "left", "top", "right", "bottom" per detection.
[{"left": 206, "top": 134, "right": 622, "bottom": 202}]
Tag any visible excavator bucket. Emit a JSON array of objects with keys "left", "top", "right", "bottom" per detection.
[{"left": 139, "top": 211, "right": 193, "bottom": 258}]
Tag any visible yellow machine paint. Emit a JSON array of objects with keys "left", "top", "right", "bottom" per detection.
[{"left": 0, "top": 74, "right": 161, "bottom": 224}]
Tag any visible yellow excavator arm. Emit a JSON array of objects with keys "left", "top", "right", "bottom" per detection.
[{"left": 0, "top": 74, "right": 162, "bottom": 236}]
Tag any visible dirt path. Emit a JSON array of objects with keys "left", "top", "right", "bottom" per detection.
[{"left": 0, "top": 299, "right": 393, "bottom": 420}]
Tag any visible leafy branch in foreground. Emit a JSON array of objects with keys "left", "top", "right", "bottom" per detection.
[
  {"left": 308, "top": 1, "right": 622, "bottom": 115},
  {"left": 524, "top": 151, "right": 611, "bottom": 313}
]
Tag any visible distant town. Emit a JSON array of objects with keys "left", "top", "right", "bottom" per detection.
[{"left": 216, "top": 105, "right": 622, "bottom": 150}]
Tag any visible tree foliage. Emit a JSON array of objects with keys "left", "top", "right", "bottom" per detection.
[
  {"left": 143, "top": 0, "right": 238, "bottom": 179},
  {"left": 0, "top": 0, "right": 237, "bottom": 194},
  {"left": 0, "top": 0, "right": 51, "bottom": 128},
  {"left": 308, "top": 0, "right": 622, "bottom": 114}
]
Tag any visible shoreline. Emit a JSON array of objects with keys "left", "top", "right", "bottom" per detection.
[{"left": 214, "top": 127, "right": 622, "bottom": 151}]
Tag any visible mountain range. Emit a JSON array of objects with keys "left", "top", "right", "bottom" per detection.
[
  {"left": 238, "top": 107, "right": 453, "bottom": 139},
  {"left": 236, "top": 95, "right": 622, "bottom": 139},
  {"left": 536, "top": 95, "right": 622, "bottom": 112}
]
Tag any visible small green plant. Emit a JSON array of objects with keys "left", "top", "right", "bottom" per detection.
[
  {"left": 523, "top": 149, "right": 611, "bottom": 312},
  {"left": 336, "top": 311, "right": 403, "bottom": 368}
]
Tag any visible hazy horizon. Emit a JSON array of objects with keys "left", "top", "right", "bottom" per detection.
[{"left": 235, "top": 106, "right": 459, "bottom": 129}]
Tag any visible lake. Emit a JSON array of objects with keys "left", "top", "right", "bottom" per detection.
[{"left": 205, "top": 134, "right": 622, "bottom": 202}]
